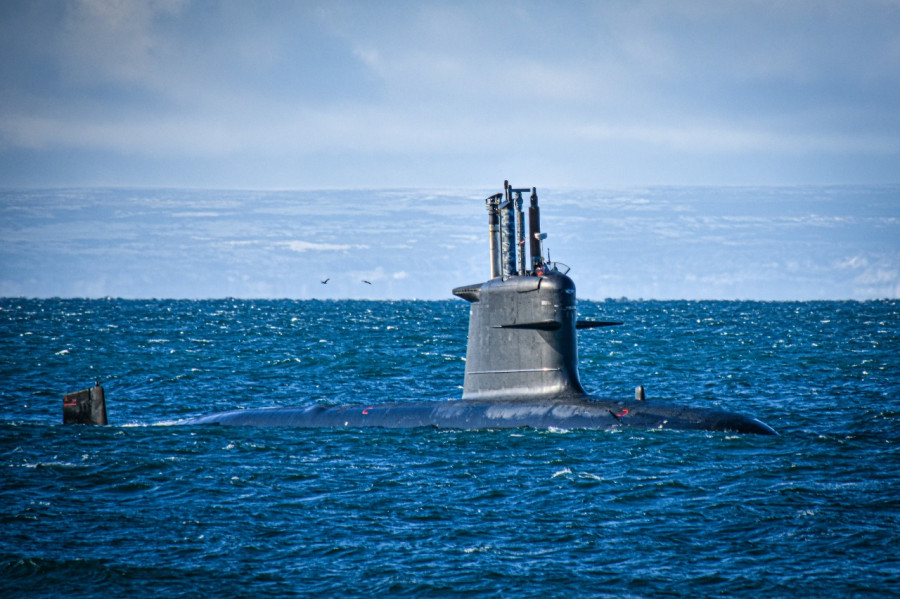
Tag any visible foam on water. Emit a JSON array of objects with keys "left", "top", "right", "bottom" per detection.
[{"left": 1, "top": 298, "right": 897, "bottom": 597}]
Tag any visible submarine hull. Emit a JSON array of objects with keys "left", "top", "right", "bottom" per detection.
[{"left": 183, "top": 397, "right": 777, "bottom": 435}]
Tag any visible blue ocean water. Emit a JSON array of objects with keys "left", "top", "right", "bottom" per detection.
[{"left": 1, "top": 298, "right": 897, "bottom": 597}]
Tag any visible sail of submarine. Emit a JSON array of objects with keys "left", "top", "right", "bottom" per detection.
[{"left": 181, "top": 181, "right": 776, "bottom": 434}]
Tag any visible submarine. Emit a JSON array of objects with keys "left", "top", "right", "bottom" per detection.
[{"left": 175, "top": 181, "right": 775, "bottom": 435}]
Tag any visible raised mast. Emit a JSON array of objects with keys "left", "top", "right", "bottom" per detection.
[
  {"left": 528, "top": 187, "right": 542, "bottom": 271},
  {"left": 500, "top": 181, "right": 517, "bottom": 279},
  {"left": 485, "top": 193, "right": 502, "bottom": 279},
  {"left": 489, "top": 181, "right": 543, "bottom": 278}
]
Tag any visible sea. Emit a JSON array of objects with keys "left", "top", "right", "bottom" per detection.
[{"left": 1, "top": 297, "right": 897, "bottom": 597}]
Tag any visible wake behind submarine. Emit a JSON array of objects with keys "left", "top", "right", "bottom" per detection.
[{"left": 177, "top": 181, "right": 776, "bottom": 435}]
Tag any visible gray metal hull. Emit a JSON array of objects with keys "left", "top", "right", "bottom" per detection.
[{"left": 183, "top": 397, "right": 777, "bottom": 435}]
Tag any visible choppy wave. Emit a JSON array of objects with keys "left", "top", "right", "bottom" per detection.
[{"left": 1, "top": 298, "right": 897, "bottom": 597}]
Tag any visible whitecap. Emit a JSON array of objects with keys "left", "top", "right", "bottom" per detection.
[{"left": 546, "top": 427, "right": 571, "bottom": 434}]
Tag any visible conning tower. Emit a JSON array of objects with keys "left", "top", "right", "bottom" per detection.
[{"left": 453, "top": 181, "right": 610, "bottom": 402}]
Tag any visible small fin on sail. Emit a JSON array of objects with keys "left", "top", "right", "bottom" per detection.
[
  {"left": 576, "top": 320, "right": 622, "bottom": 329},
  {"left": 494, "top": 320, "right": 561, "bottom": 330},
  {"left": 496, "top": 320, "right": 620, "bottom": 330},
  {"left": 452, "top": 284, "right": 482, "bottom": 303}
]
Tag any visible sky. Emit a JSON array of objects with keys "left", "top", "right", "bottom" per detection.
[
  {"left": 1, "top": 0, "right": 899, "bottom": 188},
  {"left": 0, "top": 1, "right": 898, "bottom": 301}
]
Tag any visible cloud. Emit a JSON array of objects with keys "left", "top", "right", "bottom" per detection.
[
  {"left": 282, "top": 241, "right": 365, "bottom": 253},
  {"left": 60, "top": 0, "right": 188, "bottom": 86},
  {"left": 1, "top": 1, "right": 899, "bottom": 187},
  {"left": 2, "top": 186, "right": 896, "bottom": 299}
]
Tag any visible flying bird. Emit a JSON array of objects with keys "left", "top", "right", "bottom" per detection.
[
  {"left": 362, "top": 280, "right": 372, "bottom": 285},
  {"left": 321, "top": 278, "right": 329, "bottom": 284}
]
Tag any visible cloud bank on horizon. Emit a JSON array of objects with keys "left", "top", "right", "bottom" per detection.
[
  {"left": 1, "top": 186, "right": 897, "bottom": 300},
  {"left": 1, "top": 0, "right": 899, "bottom": 188}
]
